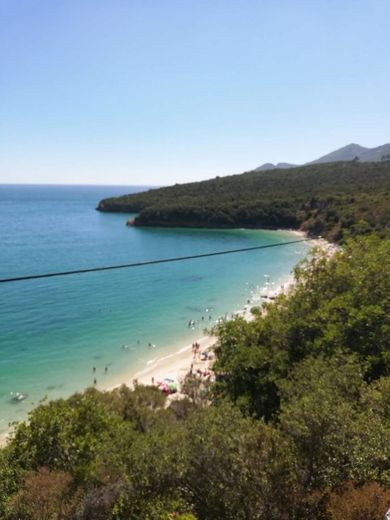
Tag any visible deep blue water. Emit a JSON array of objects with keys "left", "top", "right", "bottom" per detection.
[{"left": 0, "top": 184, "right": 310, "bottom": 435}]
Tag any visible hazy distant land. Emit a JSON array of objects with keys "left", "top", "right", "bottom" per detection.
[{"left": 254, "top": 142, "right": 390, "bottom": 171}]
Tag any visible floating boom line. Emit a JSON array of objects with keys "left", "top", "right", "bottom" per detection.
[{"left": 0, "top": 238, "right": 313, "bottom": 284}]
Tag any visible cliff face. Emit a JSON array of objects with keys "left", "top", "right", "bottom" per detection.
[{"left": 96, "top": 161, "right": 390, "bottom": 242}]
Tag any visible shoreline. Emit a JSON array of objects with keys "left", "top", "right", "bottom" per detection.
[
  {"left": 0, "top": 231, "right": 332, "bottom": 447},
  {"left": 106, "top": 277, "right": 293, "bottom": 395},
  {"left": 108, "top": 231, "right": 333, "bottom": 394},
  {"left": 124, "top": 334, "right": 217, "bottom": 390}
]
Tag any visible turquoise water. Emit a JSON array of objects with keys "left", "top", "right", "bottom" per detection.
[{"left": 0, "top": 184, "right": 310, "bottom": 435}]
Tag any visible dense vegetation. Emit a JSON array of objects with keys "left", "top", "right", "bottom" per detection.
[
  {"left": 97, "top": 161, "right": 390, "bottom": 242},
  {"left": 1, "top": 234, "right": 389, "bottom": 519}
]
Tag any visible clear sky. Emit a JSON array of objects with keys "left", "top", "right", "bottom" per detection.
[{"left": 1, "top": 0, "right": 389, "bottom": 186}]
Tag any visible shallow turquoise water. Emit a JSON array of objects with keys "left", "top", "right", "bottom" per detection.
[{"left": 0, "top": 184, "right": 310, "bottom": 434}]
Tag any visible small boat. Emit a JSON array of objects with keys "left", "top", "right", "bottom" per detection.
[{"left": 10, "top": 392, "right": 28, "bottom": 403}]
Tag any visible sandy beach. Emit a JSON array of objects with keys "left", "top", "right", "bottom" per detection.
[
  {"left": 113, "top": 279, "right": 288, "bottom": 395},
  {"left": 108, "top": 277, "right": 288, "bottom": 394},
  {"left": 110, "top": 231, "right": 335, "bottom": 395},
  {"left": 115, "top": 334, "right": 217, "bottom": 390}
]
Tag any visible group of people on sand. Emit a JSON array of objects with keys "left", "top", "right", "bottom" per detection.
[
  {"left": 189, "top": 365, "right": 213, "bottom": 381},
  {"left": 149, "top": 376, "right": 178, "bottom": 396},
  {"left": 187, "top": 347, "right": 216, "bottom": 386},
  {"left": 193, "top": 342, "right": 215, "bottom": 361}
]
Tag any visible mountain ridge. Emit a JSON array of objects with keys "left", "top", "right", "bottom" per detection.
[{"left": 255, "top": 142, "right": 390, "bottom": 171}]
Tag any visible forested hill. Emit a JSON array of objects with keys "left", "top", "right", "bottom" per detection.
[{"left": 97, "top": 161, "right": 390, "bottom": 242}]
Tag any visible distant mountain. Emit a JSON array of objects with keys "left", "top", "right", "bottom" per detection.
[
  {"left": 255, "top": 162, "right": 297, "bottom": 172},
  {"left": 309, "top": 143, "right": 390, "bottom": 164},
  {"left": 358, "top": 143, "right": 390, "bottom": 162},
  {"left": 255, "top": 143, "right": 390, "bottom": 171}
]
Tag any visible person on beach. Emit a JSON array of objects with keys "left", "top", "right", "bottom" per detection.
[
  {"left": 93, "top": 378, "right": 97, "bottom": 385},
  {"left": 104, "top": 366, "right": 108, "bottom": 373},
  {"left": 93, "top": 367, "right": 96, "bottom": 373}
]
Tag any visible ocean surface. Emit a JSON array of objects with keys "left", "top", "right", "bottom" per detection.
[{"left": 0, "top": 184, "right": 310, "bottom": 436}]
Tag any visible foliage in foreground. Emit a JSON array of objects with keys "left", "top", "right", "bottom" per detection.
[
  {"left": 213, "top": 234, "right": 390, "bottom": 418},
  {"left": 0, "top": 235, "right": 389, "bottom": 519}
]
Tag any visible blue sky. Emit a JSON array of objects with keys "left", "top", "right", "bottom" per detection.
[{"left": 1, "top": 0, "right": 389, "bottom": 185}]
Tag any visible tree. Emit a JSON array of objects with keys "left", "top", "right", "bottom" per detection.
[
  {"left": 183, "top": 404, "right": 298, "bottom": 520},
  {"left": 278, "top": 355, "right": 364, "bottom": 490},
  {"left": 326, "top": 481, "right": 390, "bottom": 520},
  {"left": 213, "top": 236, "right": 390, "bottom": 419},
  {"left": 7, "top": 389, "right": 134, "bottom": 483},
  {"left": 7, "top": 468, "right": 74, "bottom": 520}
]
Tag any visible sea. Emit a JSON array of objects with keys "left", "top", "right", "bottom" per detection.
[{"left": 0, "top": 184, "right": 311, "bottom": 437}]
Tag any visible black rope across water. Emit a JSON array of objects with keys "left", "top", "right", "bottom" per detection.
[{"left": 0, "top": 238, "right": 313, "bottom": 284}]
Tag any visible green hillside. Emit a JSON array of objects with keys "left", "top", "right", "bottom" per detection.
[{"left": 97, "top": 161, "right": 390, "bottom": 242}]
